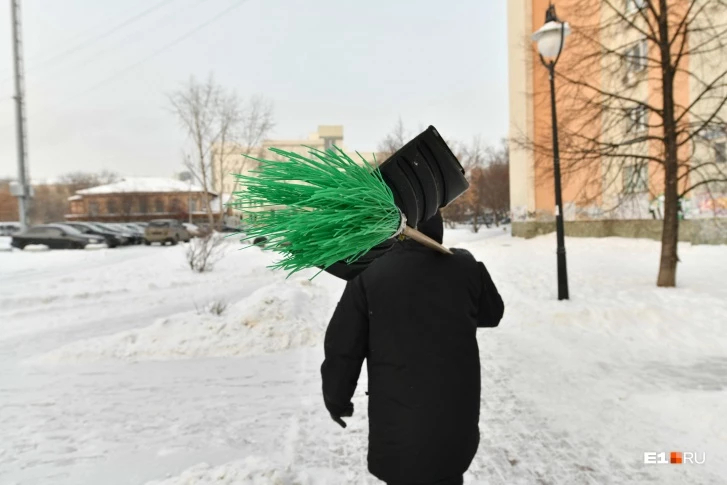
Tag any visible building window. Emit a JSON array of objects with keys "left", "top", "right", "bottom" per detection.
[
  {"left": 625, "top": 38, "right": 647, "bottom": 73},
  {"left": 107, "top": 199, "right": 118, "bottom": 214},
  {"left": 170, "top": 198, "right": 182, "bottom": 213},
  {"left": 623, "top": 164, "right": 649, "bottom": 194},
  {"left": 715, "top": 142, "right": 726, "bottom": 164},
  {"left": 139, "top": 197, "right": 149, "bottom": 214},
  {"left": 121, "top": 196, "right": 134, "bottom": 215},
  {"left": 626, "top": 0, "right": 646, "bottom": 14},
  {"left": 190, "top": 198, "right": 197, "bottom": 212},
  {"left": 89, "top": 201, "right": 99, "bottom": 216},
  {"left": 155, "top": 199, "right": 164, "bottom": 213},
  {"left": 629, "top": 105, "right": 647, "bottom": 133}
]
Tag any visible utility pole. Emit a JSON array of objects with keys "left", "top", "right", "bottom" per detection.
[{"left": 10, "top": 0, "right": 30, "bottom": 230}]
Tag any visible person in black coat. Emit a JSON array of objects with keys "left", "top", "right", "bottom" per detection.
[{"left": 321, "top": 211, "right": 504, "bottom": 485}]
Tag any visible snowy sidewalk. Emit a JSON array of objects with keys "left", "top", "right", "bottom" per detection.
[{"left": 1, "top": 230, "right": 725, "bottom": 484}]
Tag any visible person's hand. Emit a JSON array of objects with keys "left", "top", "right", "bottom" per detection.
[{"left": 330, "top": 402, "right": 353, "bottom": 428}]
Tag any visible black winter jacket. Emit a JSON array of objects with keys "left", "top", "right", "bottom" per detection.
[{"left": 321, "top": 225, "right": 504, "bottom": 484}]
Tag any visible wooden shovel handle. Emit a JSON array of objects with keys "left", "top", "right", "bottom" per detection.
[{"left": 401, "top": 226, "right": 452, "bottom": 255}]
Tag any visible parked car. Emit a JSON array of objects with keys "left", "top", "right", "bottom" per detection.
[
  {"left": 0, "top": 222, "right": 21, "bottom": 236},
  {"left": 144, "top": 219, "right": 191, "bottom": 245},
  {"left": 63, "top": 222, "right": 124, "bottom": 248},
  {"left": 83, "top": 222, "right": 130, "bottom": 245},
  {"left": 113, "top": 223, "right": 145, "bottom": 244},
  {"left": 93, "top": 223, "right": 138, "bottom": 245},
  {"left": 11, "top": 224, "right": 104, "bottom": 250},
  {"left": 125, "top": 223, "right": 147, "bottom": 233}
]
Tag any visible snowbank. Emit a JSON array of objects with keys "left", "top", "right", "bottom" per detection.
[{"left": 35, "top": 276, "right": 337, "bottom": 363}]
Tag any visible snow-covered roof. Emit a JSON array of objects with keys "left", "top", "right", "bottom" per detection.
[
  {"left": 68, "top": 195, "right": 82, "bottom": 201},
  {"left": 76, "top": 177, "right": 215, "bottom": 196}
]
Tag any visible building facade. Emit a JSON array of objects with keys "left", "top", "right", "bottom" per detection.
[
  {"left": 211, "top": 125, "right": 378, "bottom": 212},
  {"left": 508, "top": 0, "right": 727, "bottom": 225},
  {"left": 65, "top": 177, "right": 222, "bottom": 223},
  {"left": 0, "top": 180, "right": 19, "bottom": 222}
]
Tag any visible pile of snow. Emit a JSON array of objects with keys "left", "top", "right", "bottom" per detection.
[
  {"left": 145, "top": 456, "right": 346, "bottom": 485},
  {"left": 0, "top": 236, "right": 10, "bottom": 251},
  {"left": 35, "top": 276, "right": 337, "bottom": 363}
]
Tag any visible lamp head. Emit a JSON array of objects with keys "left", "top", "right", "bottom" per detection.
[{"left": 532, "top": 4, "right": 571, "bottom": 60}]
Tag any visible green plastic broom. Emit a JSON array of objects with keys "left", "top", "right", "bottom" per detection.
[{"left": 230, "top": 146, "right": 451, "bottom": 276}]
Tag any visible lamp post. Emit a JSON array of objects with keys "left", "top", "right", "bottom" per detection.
[{"left": 532, "top": 3, "right": 570, "bottom": 300}]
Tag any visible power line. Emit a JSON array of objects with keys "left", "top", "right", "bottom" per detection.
[
  {"left": 11, "top": 0, "right": 213, "bottom": 92},
  {"left": 0, "top": 0, "right": 249, "bottom": 131},
  {"left": 0, "top": 0, "right": 249, "bottom": 134},
  {"left": 65, "top": 0, "right": 248, "bottom": 104},
  {"left": 0, "top": 0, "right": 179, "bottom": 84}
]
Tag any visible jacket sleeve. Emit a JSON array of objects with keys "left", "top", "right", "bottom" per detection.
[
  {"left": 321, "top": 277, "right": 369, "bottom": 417},
  {"left": 476, "top": 261, "right": 504, "bottom": 328}
]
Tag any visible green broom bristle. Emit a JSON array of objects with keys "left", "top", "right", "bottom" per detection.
[{"left": 230, "top": 146, "right": 401, "bottom": 275}]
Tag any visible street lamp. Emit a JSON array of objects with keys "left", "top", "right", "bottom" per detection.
[{"left": 532, "top": 3, "right": 570, "bottom": 300}]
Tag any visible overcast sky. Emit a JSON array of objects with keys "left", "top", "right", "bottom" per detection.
[{"left": 0, "top": 0, "right": 508, "bottom": 181}]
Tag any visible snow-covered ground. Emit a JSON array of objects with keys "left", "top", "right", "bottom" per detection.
[{"left": 1, "top": 229, "right": 725, "bottom": 485}]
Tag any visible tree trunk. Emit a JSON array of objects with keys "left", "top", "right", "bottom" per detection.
[
  {"left": 198, "top": 149, "right": 214, "bottom": 228},
  {"left": 216, "top": 147, "right": 226, "bottom": 229},
  {"left": 656, "top": 0, "right": 679, "bottom": 287},
  {"left": 657, "top": 181, "right": 679, "bottom": 287}
]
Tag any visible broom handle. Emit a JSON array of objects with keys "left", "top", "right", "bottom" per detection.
[{"left": 401, "top": 226, "right": 453, "bottom": 255}]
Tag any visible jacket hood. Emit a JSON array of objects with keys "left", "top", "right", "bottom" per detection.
[{"left": 416, "top": 210, "right": 443, "bottom": 244}]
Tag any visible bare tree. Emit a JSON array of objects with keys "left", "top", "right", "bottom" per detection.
[
  {"left": 220, "top": 95, "right": 275, "bottom": 211},
  {"left": 29, "top": 171, "right": 120, "bottom": 224},
  {"left": 519, "top": 0, "right": 727, "bottom": 287},
  {"left": 185, "top": 232, "right": 226, "bottom": 272},
  {"left": 377, "top": 117, "right": 408, "bottom": 161},
  {"left": 171, "top": 76, "right": 274, "bottom": 228},
  {"left": 169, "top": 76, "right": 223, "bottom": 227},
  {"left": 212, "top": 90, "right": 242, "bottom": 227},
  {"left": 59, "top": 170, "right": 119, "bottom": 194},
  {"left": 480, "top": 139, "right": 511, "bottom": 226},
  {"left": 440, "top": 138, "right": 510, "bottom": 232},
  {"left": 441, "top": 194, "right": 469, "bottom": 228},
  {"left": 27, "top": 184, "right": 67, "bottom": 223},
  {"left": 456, "top": 138, "right": 490, "bottom": 232}
]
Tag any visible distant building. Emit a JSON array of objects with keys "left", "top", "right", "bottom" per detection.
[
  {"left": 212, "top": 125, "right": 378, "bottom": 211},
  {"left": 0, "top": 180, "right": 19, "bottom": 222},
  {"left": 65, "top": 177, "right": 224, "bottom": 223}
]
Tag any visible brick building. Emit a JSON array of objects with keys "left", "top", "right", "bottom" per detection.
[
  {"left": 65, "top": 177, "right": 225, "bottom": 223},
  {"left": 0, "top": 180, "right": 19, "bottom": 222}
]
